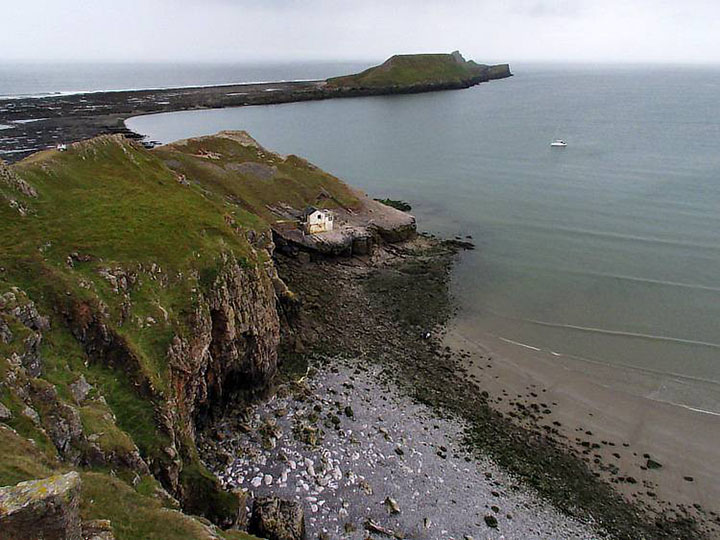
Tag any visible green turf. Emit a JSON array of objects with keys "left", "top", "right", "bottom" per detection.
[
  {"left": 80, "top": 472, "right": 242, "bottom": 540},
  {"left": 153, "top": 132, "right": 360, "bottom": 224}
]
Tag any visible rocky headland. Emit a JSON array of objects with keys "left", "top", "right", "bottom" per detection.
[
  {"left": 0, "top": 128, "right": 715, "bottom": 539},
  {"left": 0, "top": 51, "right": 511, "bottom": 163}
]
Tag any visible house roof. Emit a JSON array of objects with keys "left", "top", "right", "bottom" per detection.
[{"left": 302, "top": 206, "right": 333, "bottom": 219}]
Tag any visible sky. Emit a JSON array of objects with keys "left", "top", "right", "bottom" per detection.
[{"left": 1, "top": 0, "right": 719, "bottom": 64}]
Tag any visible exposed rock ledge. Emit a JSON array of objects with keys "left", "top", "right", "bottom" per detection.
[{"left": 272, "top": 189, "right": 417, "bottom": 257}]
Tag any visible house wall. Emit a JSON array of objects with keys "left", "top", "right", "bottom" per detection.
[{"left": 304, "top": 212, "right": 334, "bottom": 234}]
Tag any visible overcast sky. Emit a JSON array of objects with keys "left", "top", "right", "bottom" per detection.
[{"left": 2, "top": 0, "right": 719, "bottom": 64}]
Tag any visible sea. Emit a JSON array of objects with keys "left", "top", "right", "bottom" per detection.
[{"left": 4, "top": 62, "right": 720, "bottom": 414}]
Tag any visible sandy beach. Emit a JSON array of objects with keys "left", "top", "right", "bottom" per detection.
[{"left": 444, "top": 321, "right": 720, "bottom": 531}]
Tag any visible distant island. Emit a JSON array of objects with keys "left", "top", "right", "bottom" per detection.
[
  {"left": 0, "top": 51, "right": 512, "bottom": 162},
  {"left": 326, "top": 50, "right": 511, "bottom": 90}
]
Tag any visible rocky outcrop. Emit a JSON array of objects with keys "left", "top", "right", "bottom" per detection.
[
  {"left": 0, "top": 402, "right": 11, "bottom": 422},
  {"left": 27, "top": 380, "right": 85, "bottom": 464},
  {"left": 1, "top": 286, "right": 151, "bottom": 478},
  {"left": 1, "top": 289, "right": 50, "bottom": 378},
  {"left": 69, "top": 375, "right": 92, "bottom": 405},
  {"left": 273, "top": 225, "right": 374, "bottom": 258},
  {"left": 0, "top": 472, "right": 82, "bottom": 540},
  {"left": 487, "top": 64, "right": 512, "bottom": 80},
  {"left": 272, "top": 189, "right": 416, "bottom": 258},
  {"left": 1, "top": 158, "right": 38, "bottom": 215},
  {"left": 167, "top": 253, "right": 281, "bottom": 448},
  {"left": 0, "top": 159, "right": 37, "bottom": 198},
  {"left": 325, "top": 51, "right": 512, "bottom": 93},
  {"left": 48, "top": 252, "right": 282, "bottom": 522},
  {"left": 81, "top": 520, "right": 116, "bottom": 540},
  {"left": 249, "top": 496, "right": 306, "bottom": 540}
]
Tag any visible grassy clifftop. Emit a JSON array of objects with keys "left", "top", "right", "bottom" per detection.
[
  {"left": 0, "top": 132, "right": 364, "bottom": 539},
  {"left": 153, "top": 130, "right": 361, "bottom": 222},
  {"left": 326, "top": 50, "right": 511, "bottom": 89}
]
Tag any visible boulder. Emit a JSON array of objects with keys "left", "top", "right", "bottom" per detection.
[
  {"left": 28, "top": 381, "right": 85, "bottom": 463},
  {"left": 20, "top": 332, "right": 44, "bottom": 377},
  {"left": 70, "top": 375, "right": 93, "bottom": 404},
  {"left": 0, "top": 472, "right": 82, "bottom": 540},
  {"left": 81, "top": 519, "right": 115, "bottom": 540},
  {"left": 249, "top": 496, "right": 306, "bottom": 540},
  {"left": 0, "top": 317, "right": 12, "bottom": 343}
]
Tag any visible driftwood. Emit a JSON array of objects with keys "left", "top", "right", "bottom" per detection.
[{"left": 364, "top": 519, "right": 405, "bottom": 539}]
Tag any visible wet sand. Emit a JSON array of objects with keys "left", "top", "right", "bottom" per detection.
[{"left": 444, "top": 322, "right": 720, "bottom": 531}]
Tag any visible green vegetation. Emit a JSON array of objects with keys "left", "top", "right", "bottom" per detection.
[
  {"left": 80, "top": 472, "right": 250, "bottom": 540},
  {"left": 326, "top": 51, "right": 507, "bottom": 88},
  {"left": 0, "top": 425, "right": 57, "bottom": 486},
  {"left": 1, "top": 131, "right": 366, "bottom": 538},
  {"left": 2, "top": 136, "right": 258, "bottom": 397},
  {"left": 79, "top": 400, "right": 137, "bottom": 455},
  {"left": 178, "top": 460, "right": 241, "bottom": 527},
  {"left": 153, "top": 131, "right": 360, "bottom": 223},
  {"left": 9, "top": 140, "right": 249, "bottom": 267}
]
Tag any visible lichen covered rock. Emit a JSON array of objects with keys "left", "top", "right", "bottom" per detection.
[{"left": 0, "top": 472, "right": 82, "bottom": 540}]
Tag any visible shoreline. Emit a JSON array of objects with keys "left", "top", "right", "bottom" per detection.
[
  {"left": 444, "top": 323, "right": 720, "bottom": 521},
  {"left": 230, "top": 235, "right": 716, "bottom": 539},
  {"left": 462, "top": 324, "right": 720, "bottom": 417},
  {"left": 202, "top": 355, "right": 606, "bottom": 539},
  {"left": 0, "top": 78, "right": 324, "bottom": 101}
]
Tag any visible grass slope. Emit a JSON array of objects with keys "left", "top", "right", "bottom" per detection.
[
  {"left": 81, "top": 473, "right": 262, "bottom": 540},
  {"left": 153, "top": 131, "right": 360, "bottom": 223},
  {"left": 3, "top": 135, "right": 258, "bottom": 401}
]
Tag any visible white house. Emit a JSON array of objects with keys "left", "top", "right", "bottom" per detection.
[{"left": 302, "top": 206, "right": 334, "bottom": 234}]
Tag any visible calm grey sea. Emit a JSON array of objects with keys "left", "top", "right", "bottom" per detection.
[{"left": 42, "top": 63, "right": 720, "bottom": 412}]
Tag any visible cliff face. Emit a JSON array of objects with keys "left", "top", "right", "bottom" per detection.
[
  {"left": 166, "top": 255, "right": 281, "bottom": 451},
  {"left": 53, "top": 252, "right": 282, "bottom": 504}
]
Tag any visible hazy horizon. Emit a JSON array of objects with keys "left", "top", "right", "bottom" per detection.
[
  {"left": 2, "top": 0, "right": 719, "bottom": 65},
  {"left": 3, "top": 59, "right": 720, "bottom": 68}
]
